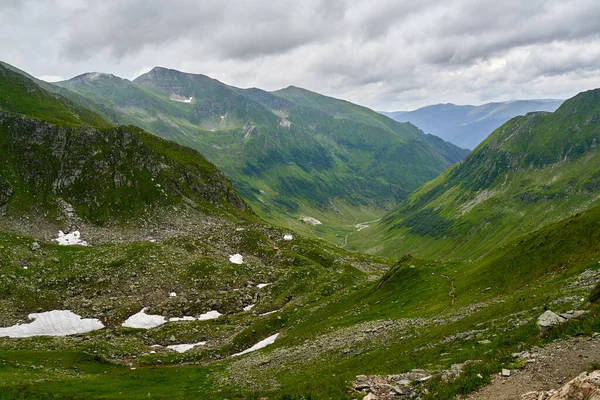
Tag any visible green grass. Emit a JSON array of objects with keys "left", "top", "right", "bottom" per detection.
[
  {"left": 352, "top": 88, "right": 600, "bottom": 260},
  {"left": 51, "top": 66, "right": 468, "bottom": 240}
]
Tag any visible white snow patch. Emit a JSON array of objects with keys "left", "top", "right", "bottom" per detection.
[
  {"left": 169, "top": 292, "right": 177, "bottom": 297},
  {"left": 122, "top": 308, "right": 166, "bottom": 329},
  {"left": 243, "top": 304, "right": 255, "bottom": 311},
  {"left": 168, "top": 316, "right": 196, "bottom": 322},
  {"left": 198, "top": 310, "right": 222, "bottom": 321},
  {"left": 283, "top": 234, "right": 293, "bottom": 241},
  {"left": 55, "top": 230, "right": 88, "bottom": 246},
  {"left": 257, "top": 283, "right": 271, "bottom": 289},
  {"left": 0, "top": 310, "right": 104, "bottom": 338},
  {"left": 167, "top": 341, "right": 206, "bottom": 353},
  {"left": 301, "top": 216, "right": 322, "bottom": 226},
  {"left": 229, "top": 254, "right": 244, "bottom": 264},
  {"left": 260, "top": 310, "right": 280, "bottom": 316},
  {"left": 232, "top": 333, "right": 280, "bottom": 357},
  {"left": 170, "top": 94, "right": 194, "bottom": 103}
]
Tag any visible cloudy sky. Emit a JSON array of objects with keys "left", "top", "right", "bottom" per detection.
[{"left": 2, "top": 0, "right": 600, "bottom": 110}]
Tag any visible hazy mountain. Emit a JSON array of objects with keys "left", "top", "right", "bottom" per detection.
[{"left": 381, "top": 99, "right": 564, "bottom": 149}]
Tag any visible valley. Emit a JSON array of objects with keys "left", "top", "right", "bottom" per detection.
[{"left": 1, "top": 60, "right": 600, "bottom": 400}]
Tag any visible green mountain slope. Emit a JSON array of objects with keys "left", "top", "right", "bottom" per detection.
[
  {"left": 351, "top": 88, "right": 600, "bottom": 259},
  {"left": 54, "top": 67, "right": 469, "bottom": 241},
  {"left": 0, "top": 63, "right": 111, "bottom": 128},
  {"left": 0, "top": 66, "right": 250, "bottom": 243}
]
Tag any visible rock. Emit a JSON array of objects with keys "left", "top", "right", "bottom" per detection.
[
  {"left": 30, "top": 242, "right": 40, "bottom": 251},
  {"left": 521, "top": 370, "right": 600, "bottom": 399},
  {"left": 478, "top": 339, "right": 491, "bottom": 344},
  {"left": 537, "top": 310, "right": 567, "bottom": 334},
  {"left": 502, "top": 369, "right": 511, "bottom": 377},
  {"left": 363, "top": 394, "right": 378, "bottom": 400}
]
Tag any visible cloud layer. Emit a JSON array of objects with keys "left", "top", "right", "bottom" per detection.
[{"left": 2, "top": 0, "right": 600, "bottom": 110}]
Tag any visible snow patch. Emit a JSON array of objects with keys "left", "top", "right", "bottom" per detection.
[
  {"left": 232, "top": 333, "right": 280, "bottom": 357},
  {"left": 260, "top": 310, "right": 279, "bottom": 316},
  {"left": 55, "top": 230, "right": 88, "bottom": 246},
  {"left": 168, "top": 316, "right": 195, "bottom": 322},
  {"left": 122, "top": 308, "right": 166, "bottom": 329},
  {"left": 243, "top": 304, "right": 255, "bottom": 311},
  {"left": 198, "top": 310, "right": 222, "bottom": 321},
  {"left": 170, "top": 94, "right": 194, "bottom": 103},
  {"left": 301, "top": 216, "right": 322, "bottom": 226},
  {"left": 167, "top": 341, "right": 206, "bottom": 353},
  {"left": 0, "top": 310, "right": 104, "bottom": 338},
  {"left": 257, "top": 283, "right": 271, "bottom": 289},
  {"left": 283, "top": 234, "right": 293, "bottom": 241},
  {"left": 229, "top": 254, "right": 244, "bottom": 264}
]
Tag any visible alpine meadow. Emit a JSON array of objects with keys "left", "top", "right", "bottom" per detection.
[{"left": 2, "top": 2, "right": 600, "bottom": 399}]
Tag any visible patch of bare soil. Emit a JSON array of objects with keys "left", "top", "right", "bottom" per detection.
[{"left": 465, "top": 334, "right": 600, "bottom": 400}]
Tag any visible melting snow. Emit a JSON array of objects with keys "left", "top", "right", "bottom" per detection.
[
  {"left": 257, "top": 283, "right": 271, "bottom": 289},
  {"left": 283, "top": 234, "right": 293, "bottom": 241},
  {"left": 243, "top": 304, "right": 255, "bottom": 311},
  {"left": 122, "top": 308, "right": 166, "bottom": 329},
  {"left": 229, "top": 254, "right": 244, "bottom": 264},
  {"left": 232, "top": 333, "right": 280, "bottom": 357},
  {"left": 198, "top": 310, "right": 222, "bottom": 321},
  {"left": 168, "top": 316, "right": 195, "bottom": 322},
  {"left": 0, "top": 310, "right": 104, "bottom": 338},
  {"left": 260, "top": 310, "right": 279, "bottom": 316},
  {"left": 167, "top": 341, "right": 207, "bottom": 353},
  {"left": 55, "top": 230, "right": 88, "bottom": 246},
  {"left": 301, "top": 216, "right": 322, "bottom": 226},
  {"left": 170, "top": 94, "right": 194, "bottom": 103}
]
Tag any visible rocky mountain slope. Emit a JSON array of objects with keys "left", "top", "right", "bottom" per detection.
[
  {"left": 54, "top": 66, "right": 469, "bottom": 242},
  {"left": 352, "top": 88, "right": 600, "bottom": 260},
  {"left": 0, "top": 63, "right": 250, "bottom": 244},
  {"left": 382, "top": 99, "right": 563, "bottom": 149}
]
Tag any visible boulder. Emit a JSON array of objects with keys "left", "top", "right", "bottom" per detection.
[
  {"left": 521, "top": 370, "right": 600, "bottom": 400},
  {"left": 537, "top": 310, "right": 567, "bottom": 334}
]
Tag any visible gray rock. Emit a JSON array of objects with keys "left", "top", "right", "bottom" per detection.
[
  {"left": 537, "top": 310, "right": 567, "bottom": 334},
  {"left": 502, "top": 369, "right": 511, "bottom": 377},
  {"left": 30, "top": 242, "right": 40, "bottom": 251}
]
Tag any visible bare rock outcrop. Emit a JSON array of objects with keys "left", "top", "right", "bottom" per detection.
[{"left": 521, "top": 370, "right": 600, "bottom": 400}]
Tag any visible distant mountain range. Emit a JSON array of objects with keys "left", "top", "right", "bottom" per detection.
[
  {"left": 355, "top": 89, "right": 600, "bottom": 259},
  {"left": 49, "top": 66, "right": 468, "bottom": 241},
  {"left": 381, "top": 99, "right": 564, "bottom": 149}
]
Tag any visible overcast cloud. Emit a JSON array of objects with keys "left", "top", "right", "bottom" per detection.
[{"left": 1, "top": 0, "right": 600, "bottom": 110}]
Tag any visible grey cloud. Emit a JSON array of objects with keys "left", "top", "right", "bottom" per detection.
[{"left": 1, "top": 0, "right": 600, "bottom": 111}]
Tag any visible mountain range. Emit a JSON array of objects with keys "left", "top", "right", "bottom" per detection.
[
  {"left": 52, "top": 67, "right": 468, "bottom": 241},
  {"left": 382, "top": 99, "right": 564, "bottom": 149},
  {"left": 354, "top": 88, "right": 600, "bottom": 260},
  {"left": 2, "top": 60, "right": 600, "bottom": 399}
]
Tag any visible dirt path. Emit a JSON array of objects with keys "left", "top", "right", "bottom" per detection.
[{"left": 465, "top": 334, "right": 600, "bottom": 400}]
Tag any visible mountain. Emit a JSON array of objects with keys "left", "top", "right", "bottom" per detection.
[
  {"left": 353, "top": 89, "right": 600, "bottom": 259},
  {"left": 382, "top": 99, "right": 564, "bottom": 149},
  {"left": 0, "top": 63, "right": 111, "bottom": 128},
  {"left": 3, "top": 62, "right": 600, "bottom": 400},
  {"left": 55, "top": 67, "right": 469, "bottom": 241},
  {"left": 0, "top": 62, "right": 250, "bottom": 243}
]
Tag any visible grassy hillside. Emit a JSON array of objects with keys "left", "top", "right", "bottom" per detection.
[
  {"left": 0, "top": 63, "right": 111, "bottom": 128},
  {"left": 0, "top": 66, "right": 251, "bottom": 242},
  {"left": 351, "top": 88, "right": 600, "bottom": 259},
  {"left": 54, "top": 67, "right": 469, "bottom": 242},
  {"left": 2, "top": 190, "right": 600, "bottom": 399}
]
